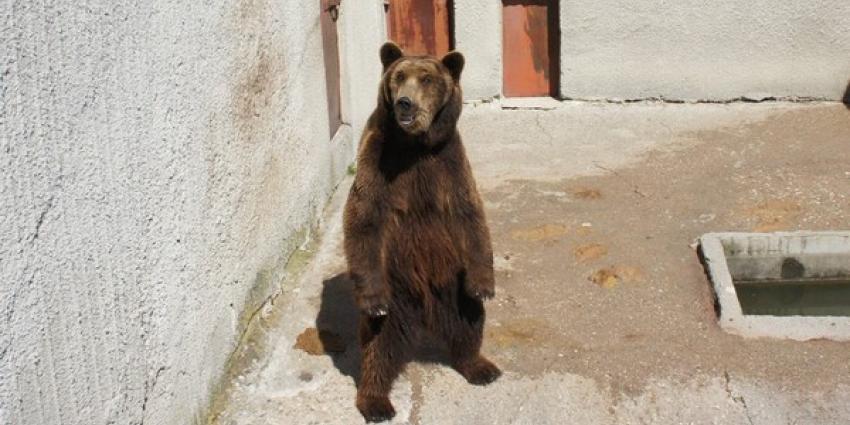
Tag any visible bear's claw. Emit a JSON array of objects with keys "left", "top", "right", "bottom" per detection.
[
  {"left": 356, "top": 282, "right": 391, "bottom": 317},
  {"left": 366, "top": 306, "right": 388, "bottom": 317},
  {"left": 464, "top": 284, "right": 495, "bottom": 300},
  {"left": 472, "top": 288, "right": 495, "bottom": 299}
]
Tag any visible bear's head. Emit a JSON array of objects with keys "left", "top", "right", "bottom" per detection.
[{"left": 379, "top": 42, "right": 464, "bottom": 140}]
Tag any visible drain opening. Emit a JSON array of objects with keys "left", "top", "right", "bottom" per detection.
[
  {"left": 734, "top": 278, "right": 850, "bottom": 317},
  {"left": 699, "top": 232, "right": 850, "bottom": 341}
]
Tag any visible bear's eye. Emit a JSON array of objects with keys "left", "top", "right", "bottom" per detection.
[
  {"left": 421, "top": 75, "right": 432, "bottom": 85},
  {"left": 395, "top": 72, "right": 406, "bottom": 83}
]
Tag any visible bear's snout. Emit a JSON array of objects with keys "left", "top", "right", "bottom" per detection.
[
  {"left": 394, "top": 96, "right": 418, "bottom": 127},
  {"left": 396, "top": 96, "right": 413, "bottom": 112}
]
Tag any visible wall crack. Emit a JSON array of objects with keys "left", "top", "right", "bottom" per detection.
[
  {"left": 560, "top": 95, "right": 833, "bottom": 105},
  {"left": 140, "top": 366, "right": 168, "bottom": 425},
  {"left": 29, "top": 194, "right": 55, "bottom": 243}
]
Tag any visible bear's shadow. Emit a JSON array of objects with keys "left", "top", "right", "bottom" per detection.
[{"left": 316, "top": 273, "right": 449, "bottom": 386}]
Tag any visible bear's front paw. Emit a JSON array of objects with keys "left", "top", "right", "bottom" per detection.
[
  {"left": 464, "top": 267, "right": 495, "bottom": 300},
  {"left": 357, "top": 395, "right": 396, "bottom": 423},
  {"left": 463, "top": 279, "right": 495, "bottom": 300},
  {"left": 355, "top": 283, "right": 390, "bottom": 317},
  {"left": 454, "top": 355, "right": 502, "bottom": 385},
  {"left": 468, "top": 285, "right": 495, "bottom": 300}
]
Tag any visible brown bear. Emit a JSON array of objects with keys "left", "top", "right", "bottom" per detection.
[{"left": 342, "top": 42, "right": 501, "bottom": 422}]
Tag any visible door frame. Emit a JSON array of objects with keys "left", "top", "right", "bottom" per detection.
[{"left": 321, "top": 0, "right": 343, "bottom": 138}]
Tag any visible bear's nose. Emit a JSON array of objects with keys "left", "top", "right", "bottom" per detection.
[{"left": 395, "top": 96, "right": 413, "bottom": 113}]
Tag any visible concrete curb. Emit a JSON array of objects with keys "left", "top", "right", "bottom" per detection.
[{"left": 700, "top": 231, "right": 850, "bottom": 341}]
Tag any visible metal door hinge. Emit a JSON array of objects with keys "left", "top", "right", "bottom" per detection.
[{"left": 323, "top": 0, "right": 341, "bottom": 21}]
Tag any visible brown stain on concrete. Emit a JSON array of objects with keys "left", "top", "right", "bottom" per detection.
[
  {"left": 575, "top": 226, "right": 593, "bottom": 236},
  {"left": 572, "top": 188, "right": 603, "bottom": 200},
  {"left": 589, "top": 266, "right": 644, "bottom": 288},
  {"left": 233, "top": 46, "right": 276, "bottom": 143},
  {"left": 230, "top": 0, "right": 282, "bottom": 144},
  {"left": 486, "top": 318, "right": 542, "bottom": 349},
  {"left": 235, "top": 0, "right": 267, "bottom": 23},
  {"left": 574, "top": 243, "right": 608, "bottom": 262},
  {"left": 511, "top": 223, "right": 569, "bottom": 241},
  {"left": 205, "top": 0, "right": 281, "bottom": 185},
  {"left": 294, "top": 327, "right": 346, "bottom": 355},
  {"left": 744, "top": 199, "right": 803, "bottom": 232},
  {"left": 218, "top": 0, "right": 292, "bottom": 250}
]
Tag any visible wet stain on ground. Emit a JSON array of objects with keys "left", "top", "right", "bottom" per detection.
[
  {"left": 589, "top": 266, "right": 644, "bottom": 288},
  {"left": 744, "top": 199, "right": 803, "bottom": 232},
  {"left": 574, "top": 243, "right": 608, "bottom": 262},
  {"left": 575, "top": 226, "right": 594, "bottom": 236},
  {"left": 298, "top": 371, "right": 313, "bottom": 382},
  {"left": 572, "top": 188, "right": 603, "bottom": 200},
  {"left": 511, "top": 223, "right": 569, "bottom": 241},
  {"left": 486, "top": 318, "right": 543, "bottom": 349},
  {"left": 589, "top": 268, "right": 619, "bottom": 288}
]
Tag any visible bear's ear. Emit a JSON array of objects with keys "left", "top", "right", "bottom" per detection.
[
  {"left": 380, "top": 42, "right": 403, "bottom": 71},
  {"left": 440, "top": 51, "right": 464, "bottom": 82}
]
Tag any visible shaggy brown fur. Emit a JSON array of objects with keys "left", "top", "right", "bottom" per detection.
[{"left": 342, "top": 42, "right": 501, "bottom": 423}]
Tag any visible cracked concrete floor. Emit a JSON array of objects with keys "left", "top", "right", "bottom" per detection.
[{"left": 209, "top": 102, "right": 850, "bottom": 425}]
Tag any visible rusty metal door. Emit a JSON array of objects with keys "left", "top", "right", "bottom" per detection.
[
  {"left": 386, "top": 0, "right": 452, "bottom": 57},
  {"left": 321, "top": 0, "right": 342, "bottom": 137},
  {"left": 502, "top": 0, "right": 559, "bottom": 97}
]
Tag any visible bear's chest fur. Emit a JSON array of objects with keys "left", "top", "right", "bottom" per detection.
[
  {"left": 386, "top": 157, "right": 452, "bottom": 215},
  {"left": 379, "top": 146, "right": 465, "bottom": 287}
]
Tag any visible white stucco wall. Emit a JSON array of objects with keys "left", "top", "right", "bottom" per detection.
[
  {"left": 454, "top": 0, "right": 850, "bottom": 101},
  {"left": 337, "top": 0, "right": 388, "bottom": 146},
  {"left": 560, "top": 0, "right": 850, "bottom": 100},
  {"left": 0, "top": 1, "right": 381, "bottom": 425},
  {"left": 454, "top": 0, "right": 502, "bottom": 101}
]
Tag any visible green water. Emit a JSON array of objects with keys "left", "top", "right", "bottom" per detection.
[{"left": 734, "top": 279, "right": 850, "bottom": 317}]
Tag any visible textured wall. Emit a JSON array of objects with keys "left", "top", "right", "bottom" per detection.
[
  {"left": 454, "top": 0, "right": 850, "bottom": 101},
  {"left": 337, "top": 0, "right": 387, "bottom": 147},
  {"left": 454, "top": 0, "right": 502, "bottom": 101},
  {"left": 559, "top": 0, "right": 850, "bottom": 100},
  {"left": 0, "top": 1, "right": 380, "bottom": 424}
]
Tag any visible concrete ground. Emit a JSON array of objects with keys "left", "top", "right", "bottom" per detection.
[{"left": 208, "top": 102, "right": 850, "bottom": 425}]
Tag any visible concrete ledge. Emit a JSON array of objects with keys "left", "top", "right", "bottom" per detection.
[
  {"left": 700, "top": 231, "right": 850, "bottom": 341},
  {"left": 500, "top": 97, "right": 562, "bottom": 110}
]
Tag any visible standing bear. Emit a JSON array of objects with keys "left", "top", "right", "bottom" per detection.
[{"left": 343, "top": 42, "right": 501, "bottom": 422}]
